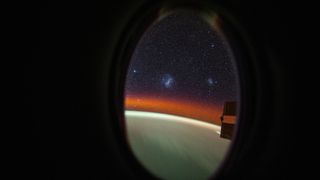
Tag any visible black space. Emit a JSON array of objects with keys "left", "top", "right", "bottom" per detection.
[{"left": 126, "top": 11, "right": 239, "bottom": 106}]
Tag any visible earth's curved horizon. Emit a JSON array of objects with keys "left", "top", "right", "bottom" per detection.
[{"left": 125, "top": 110, "right": 231, "bottom": 180}]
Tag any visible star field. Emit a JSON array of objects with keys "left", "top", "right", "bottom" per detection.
[{"left": 125, "top": 11, "right": 239, "bottom": 120}]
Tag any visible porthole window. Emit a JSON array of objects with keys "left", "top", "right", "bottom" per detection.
[{"left": 123, "top": 9, "right": 240, "bottom": 180}]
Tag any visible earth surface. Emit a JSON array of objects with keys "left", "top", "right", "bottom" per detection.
[{"left": 125, "top": 110, "right": 230, "bottom": 180}]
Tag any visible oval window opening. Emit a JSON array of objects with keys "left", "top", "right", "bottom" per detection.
[{"left": 124, "top": 10, "right": 240, "bottom": 180}]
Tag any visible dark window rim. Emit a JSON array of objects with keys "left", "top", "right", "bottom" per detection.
[{"left": 107, "top": 0, "right": 270, "bottom": 179}]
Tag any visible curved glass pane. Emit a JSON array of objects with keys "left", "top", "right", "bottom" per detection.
[{"left": 124, "top": 10, "right": 240, "bottom": 180}]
